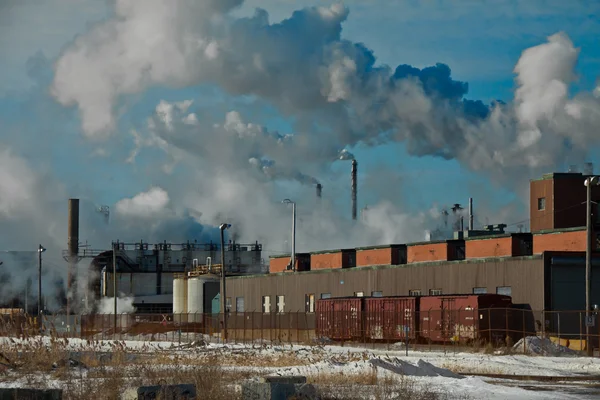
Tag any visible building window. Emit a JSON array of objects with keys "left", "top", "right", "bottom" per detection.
[
  {"left": 236, "top": 297, "right": 245, "bottom": 312},
  {"left": 321, "top": 293, "right": 331, "bottom": 299},
  {"left": 305, "top": 294, "right": 315, "bottom": 313},
  {"left": 473, "top": 287, "right": 487, "bottom": 294},
  {"left": 355, "top": 291, "right": 364, "bottom": 297},
  {"left": 226, "top": 297, "right": 232, "bottom": 312},
  {"left": 277, "top": 295, "right": 285, "bottom": 313},
  {"left": 262, "top": 296, "right": 271, "bottom": 313},
  {"left": 429, "top": 289, "right": 442, "bottom": 295},
  {"left": 537, "top": 197, "right": 546, "bottom": 211},
  {"left": 409, "top": 290, "right": 421, "bottom": 296},
  {"left": 371, "top": 291, "right": 383, "bottom": 297},
  {"left": 497, "top": 286, "right": 512, "bottom": 296}
]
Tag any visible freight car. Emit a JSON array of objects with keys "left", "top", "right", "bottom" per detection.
[{"left": 316, "top": 294, "right": 518, "bottom": 344}]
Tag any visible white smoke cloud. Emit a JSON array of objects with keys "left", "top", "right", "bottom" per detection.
[
  {"left": 115, "top": 187, "right": 171, "bottom": 218},
  {"left": 3, "top": 1, "right": 600, "bottom": 313},
  {"left": 50, "top": 1, "right": 600, "bottom": 188},
  {"left": 98, "top": 295, "right": 136, "bottom": 314}
]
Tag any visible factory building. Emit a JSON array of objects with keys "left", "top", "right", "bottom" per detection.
[
  {"left": 90, "top": 241, "right": 265, "bottom": 313},
  {"left": 222, "top": 168, "right": 600, "bottom": 323},
  {"left": 64, "top": 165, "right": 600, "bottom": 320}
]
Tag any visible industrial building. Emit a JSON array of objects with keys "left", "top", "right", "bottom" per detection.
[
  {"left": 221, "top": 169, "right": 600, "bottom": 328},
  {"left": 46, "top": 165, "right": 600, "bottom": 323},
  {"left": 88, "top": 241, "right": 265, "bottom": 313}
]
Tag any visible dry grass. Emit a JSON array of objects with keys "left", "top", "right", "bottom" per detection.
[
  {"left": 0, "top": 335, "right": 471, "bottom": 400},
  {"left": 309, "top": 372, "right": 460, "bottom": 400},
  {"left": 0, "top": 337, "right": 247, "bottom": 400}
]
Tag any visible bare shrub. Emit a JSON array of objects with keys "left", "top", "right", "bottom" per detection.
[{"left": 311, "top": 372, "right": 456, "bottom": 400}]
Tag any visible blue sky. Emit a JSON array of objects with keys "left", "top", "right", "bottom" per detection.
[{"left": 1, "top": 0, "right": 599, "bottom": 235}]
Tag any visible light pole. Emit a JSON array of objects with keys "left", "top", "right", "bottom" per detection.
[
  {"left": 282, "top": 199, "right": 296, "bottom": 271},
  {"left": 585, "top": 176, "right": 599, "bottom": 355},
  {"left": 112, "top": 241, "right": 118, "bottom": 333},
  {"left": 219, "top": 223, "right": 231, "bottom": 342},
  {"left": 38, "top": 245, "right": 46, "bottom": 315}
]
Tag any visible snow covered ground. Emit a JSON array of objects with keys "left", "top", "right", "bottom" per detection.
[{"left": 0, "top": 336, "right": 599, "bottom": 399}]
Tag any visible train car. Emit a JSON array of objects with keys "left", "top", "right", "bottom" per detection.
[
  {"left": 419, "top": 294, "right": 513, "bottom": 344},
  {"left": 364, "top": 296, "right": 417, "bottom": 341},
  {"left": 315, "top": 297, "right": 363, "bottom": 340}
]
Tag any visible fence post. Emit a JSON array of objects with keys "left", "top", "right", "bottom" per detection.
[
  {"left": 558, "top": 312, "right": 561, "bottom": 346},
  {"left": 505, "top": 307, "right": 508, "bottom": 345},
  {"left": 580, "top": 312, "right": 583, "bottom": 350},
  {"left": 428, "top": 308, "right": 432, "bottom": 352},
  {"left": 488, "top": 308, "right": 492, "bottom": 344}
]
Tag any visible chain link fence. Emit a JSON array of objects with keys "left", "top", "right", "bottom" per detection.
[{"left": 0, "top": 309, "right": 599, "bottom": 354}]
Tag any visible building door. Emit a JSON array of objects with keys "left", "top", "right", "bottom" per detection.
[{"left": 212, "top": 293, "right": 221, "bottom": 314}]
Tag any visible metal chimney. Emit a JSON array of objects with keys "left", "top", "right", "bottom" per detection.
[
  {"left": 351, "top": 159, "right": 357, "bottom": 221},
  {"left": 68, "top": 199, "right": 80, "bottom": 257},
  {"left": 468, "top": 198, "right": 474, "bottom": 231},
  {"left": 316, "top": 183, "right": 322, "bottom": 199},
  {"left": 67, "top": 198, "right": 79, "bottom": 316}
]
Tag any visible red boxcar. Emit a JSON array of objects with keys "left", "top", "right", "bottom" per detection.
[
  {"left": 419, "top": 294, "right": 513, "bottom": 343},
  {"left": 364, "top": 297, "right": 417, "bottom": 341},
  {"left": 316, "top": 297, "right": 363, "bottom": 340}
]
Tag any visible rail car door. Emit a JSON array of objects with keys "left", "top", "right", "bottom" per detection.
[
  {"left": 382, "top": 299, "right": 396, "bottom": 340},
  {"left": 441, "top": 298, "right": 456, "bottom": 341}
]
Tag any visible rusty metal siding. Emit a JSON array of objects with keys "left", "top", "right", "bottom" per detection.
[
  {"left": 225, "top": 257, "right": 546, "bottom": 313},
  {"left": 466, "top": 237, "right": 512, "bottom": 259},
  {"left": 269, "top": 257, "right": 290, "bottom": 273},
  {"left": 311, "top": 252, "right": 343, "bottom": 270},
  {"left": 407, "top": 243, "right": 448, "bottom": 263},
  {"left": 364, "top": 297, "right": 417, "bottom": 340},
  {"left": 356, "top": 245, "right": 407, "bottom": 267},
  {"left": 533, "top": 230, "right": 586, "bottom": 254}
]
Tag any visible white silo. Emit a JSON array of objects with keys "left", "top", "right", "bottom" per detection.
[
  {"left": 187, "top": 276, "right": 205, "bottom": 323},
  {"left": 173, "top": 274, "right": 188, "bottom": 317}
]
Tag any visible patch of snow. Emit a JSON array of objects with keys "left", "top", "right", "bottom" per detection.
[{"left": 513, "top": 336, "right": 577, "bottom": 356}]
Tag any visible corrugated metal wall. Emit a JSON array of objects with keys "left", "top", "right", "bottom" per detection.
[{"left": 226, "top": 256, "right": 545, "bottom": 312}]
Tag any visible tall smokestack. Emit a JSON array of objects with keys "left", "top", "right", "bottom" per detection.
[
  {"left": 67, "top": 199, "right": 79, "bottom": 316},
  {"left": 68, "top": 199, "right": 80, "bottom": 256},
  {"left": 316, "top": 183, "right": 322, "bottom": 199},
  {"left": 468, "top": 197, "right": 474, "bottom": 231},
  {"left": 351, "top": 159, "right": 357, "bottom": 221}
]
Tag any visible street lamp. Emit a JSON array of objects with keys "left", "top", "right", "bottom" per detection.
[
  {"left": 219, "top": 223, "right": 231, "bottom": 342},
  {"left": 38, "top": 245, "right": 46, "bottom": 315},
  {"left": 282, "top": 199, "right": 296, "bottom": 272},
  {"left": 112, "top": 241, "right": 119, "bottom": 333},
  {"left": 585, "top": 176, "right": 600, "bottom": 355}
]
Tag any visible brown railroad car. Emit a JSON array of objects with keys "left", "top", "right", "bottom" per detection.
[
  {"left": 315, "top": 297, "right": 363, "bottom": 340},
  {"left": 316, "top": 294, "right": 516, "bottom": 344},
  {"left": 419, "top": 294, "right": 513, "bottom": 344},
  {"left": 364, "top": 296, "right": 417, "bottom": 341}
]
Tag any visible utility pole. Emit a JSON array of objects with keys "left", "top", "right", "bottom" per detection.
[
  {"left": 586, "top": 177, "right": 595, "bottom": 356},
  {"left": 113, "top": 241, "right": 118, "bottom": 334},
  {"left": 38, "top": 245, "right": 45, "bottom": 315},
  {"left": 219, "top": 224, "right": 231, "bottom": 342}
]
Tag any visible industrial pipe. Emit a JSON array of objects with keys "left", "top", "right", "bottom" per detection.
[
  {"left": 282, "top": 199, "right": 296, "bottom": 271},
  {"left": 220, "top": 223, "right": 231, "bottom": 342},
  {"left": 468, "top": 197, "right": 474, "bottom": 231},
  {"left": 351, "top": 160, "right": 357, "bottom": 221}
]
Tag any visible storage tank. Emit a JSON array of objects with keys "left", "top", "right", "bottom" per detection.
[
  {"left": 173, "top": 275, "right": 188, "bottom": 315},
  {"left": 187, "top": 276, "right": 205, "bottom": 323}
]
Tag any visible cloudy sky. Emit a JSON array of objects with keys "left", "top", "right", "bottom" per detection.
[{"left": 1, "top": 0, "right": 600, "bottom": 265}]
